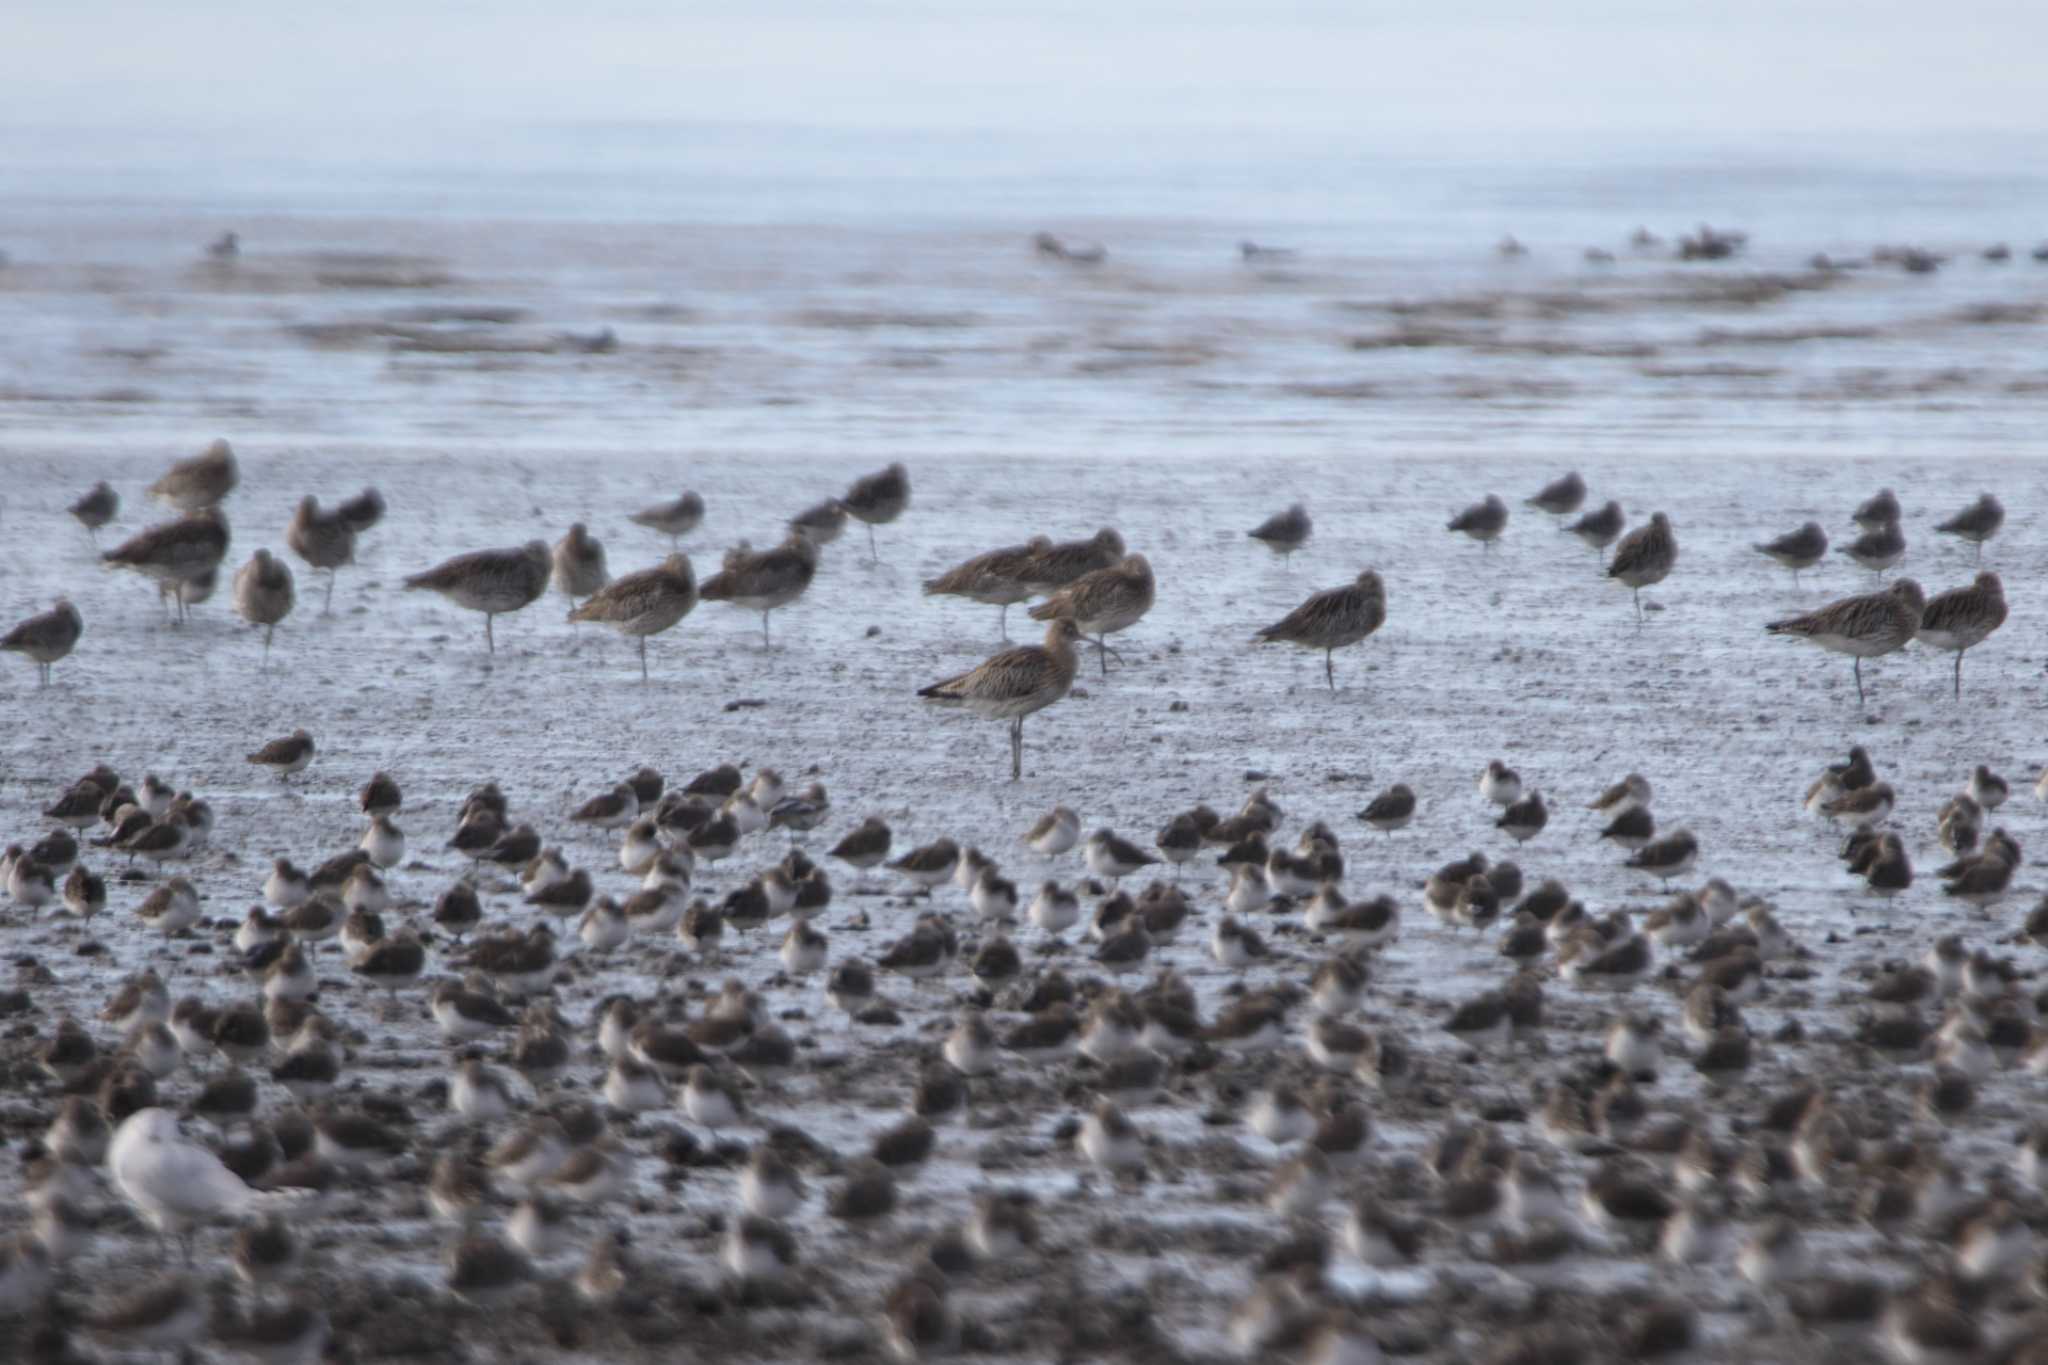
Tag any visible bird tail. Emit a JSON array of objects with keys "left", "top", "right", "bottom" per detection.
[
  {"left": 1026, "top": 600, "right": 1066, "bottom": 623},
  {"left": 697, "top": 572, "right": 733, "bottom": 602},
  {"left": 917, "top": 675, "right": 969, "bottom": 705}
]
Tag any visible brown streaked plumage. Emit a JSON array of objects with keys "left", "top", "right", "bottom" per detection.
[
  {"left": 403, "top": 541, "right": 551, "bottom": 653},
  {"left": 568, "top": 554, "right": 697, "bottom": 680},
  {"left": 1766, "top": 579, "right": 1924, "bottom": 705},
  {"left": 697, "top": 530, "right": 818, "bottom": 648},
  {"left": 1607, "top": 512, "right": 1677, "bottom": 625},
  {"left": 3, "top": 598, "right": 82, "bottom": 686},
  {"left": 102, "top": 507, "right": 230, "bottom": 623},
  {"left": 231, "top": 549, "right": 294, "bottom": 662},
  {"left": 1027, "top": 553, "right": 1154, "bottom": 677},
  {"left": 923, "top": 535, "right": 1055, "bottom": 638},
  {"left": 148, "top": 438, "right": 237, "bottom": 511},
  {"left": 1915, "top": 572, "right": 2006, "bottom": 698},
  {"left": 1253, "top": 569, "right": 1386, "bottom": 690},
  {"left": 918, "top": 618, "right": 1082, "bottom": 781}
]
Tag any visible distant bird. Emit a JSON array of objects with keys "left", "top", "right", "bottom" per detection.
[
  {"left": 698, "top": 531, "right": 819, "bottom": 648},
  {"left": 1447, "top": 494, "right": 1508, "bottom": 549},
  {"left": 1034, "top": 232, "right": 1106, "bottom": 265},
  {"left": 1252, "top": 569, "right": 1387, "bottom": 690},
  {"left": 1935, "top": 493, "right": 2004, "bottom": 561},
  {"left": 1357, "top": 784, "right": 1415, "bottom": 835},
  {"left": 1766, "top": 579, "right": 1924, "bottom": 705},
  {"left": 247, "top": 729, "right": 315, "bottom": 781},
  {"left": 335, "top": 487, "right": 385, "bottom": 534},
  {"left": 1525, "top": 472, "right": 1587, "bottom": 516},
  {"left": 1755, "top": 522, "right": 1828, "bottom": 584},
  {"left": 1916, "top": 572, "right": 2007, "bottom": 697},
  {"left": 207, "top": 232, "right": 240, "bottom": 260},
  {"left": 1608, "top": 513, "right": 1677, "bottom": 625},
  {"left": 839, "top": 462, "right": 910, "bottom": 561},
  {"left": 1247, "top": 505, "right": 1313, "bottom": 560},
  {"left": 567, "top": 554, "right": 697, "bottom": 680},
  {"left": 2, "top": 598, "right": 82, "bottom": 686},
  {"left": 403, "top": 541, "right": 551, "bottom": 654},
  {"left": 1838, "top": 521, "right": 1906, "bottom": 572},
  {"left": 1563, "top": 499, "right": 1624, "bottom": 554},
  {"left": 284, "top": 496, "right": 357, "bottom": 613},
  {"left": 788, "top": 498, "right": 846, "bottom": 545},
  {"left": 102, "top": 508, "right": 230, "bottom": 623},
  {"left": 231, "top": 549, "right": 295, "bottom": 662},
  {"left": 629, "top": 491, "right": 704, "bottom": 547},
  {"left": 1028, "top": 554, "right": 1154, "bottom": 677},
  {"left": 1851, "top": 488, "right": 1901, "bottom": 531},
  {"left": 148, "top": 438, "right": 237, "bottom": 511},
  {"left": 550, "top": 523, "right": 609, "bottom": 610},
  {"left": 922, "top": 536, "right": 1054, "bottom": 639},
  {"left": 68, "top": 481, "right": 119, "bottom": 541},
  {"left": 918, "top": 618, "right": 1082, "bottom": 781}
]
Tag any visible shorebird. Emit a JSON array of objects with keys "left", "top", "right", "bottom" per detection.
[
  {"left": 550, "top": 523, "right": 608, "bottom": 610},
  {"left": 1027, "top": 553, "right": 1153, "bottom": 677},
  {"left": 1446, "top": 494, "right": 1508, "bottom": 549},
  {"left": 1755, "top": 521, "right": 1828, "bottom": 585},
  {"left": 69, "top": 481, "right": 118, "bottom": 542},
  {"left": 567, "top": 554, "right": 697, "bottom": 680},
  {"left": 149, "top": 438, "right": 238, "bottom": 511},
  {"left": 1935, "top": 493, "right": 2003, "bottom": 560},
  {"left": 247, "top": 729, "right": 315, "bottom": 780},
  {"left": 1020, "top": 528, "right": 1125, "bottom": 593},
  {"left": 1766, "top": 578, "right": 1924, "bottom": 705},
  {"left": 403, "top": 541, "right": 550, "bottom": 653},
  {"left": 102, "top": 507, "right": 230, "bottom": 623},
  {"left": 1588, "top": 773, "right": 1653, "bottom": 816},
  {"left": 839, "top": 461, "right": 910, "bottom": 561},
  {"left": 1916, "top": 572, "right": 2006, "bottom": 697},
  {"left": 285, "top": 496, "right": 357, "bottom": 613},
  {"left": 629, "top": 491, "right": 704, "bottom": 547},
  {"left": 1838, "top": 520, "right": 1906, "bottom": 572},
  {"left": 1563, "top": 499, "right": 1624, "bottom": 554},
  {"left": 1252, "top": 569, "right": 1386, "bottom": 689},
  {"left": 2, "top": 598, "right": 82, "bottom": 686},
  {"left": 1024, "top": 806, "right": 1080, "bottom": 857},
  {"left": 1357, "top": 783, "right": 1415, "bottom": 834},
  {"left": 1246, "top": 504, "right": 1312, "bottom": 560},
  {"left": 1607, "top": 513, "right": 1676, "bottom": 625},
  {"left": 698, "top": 530, "right": 818, "bottom": 648},
  {"left": 773, "top": 499, "right": 843, "bottom": 550},
  {"left": 336, "top": 487, "right": 385, "bottom": 533},
  {"left": 231, "top": 549, "right": 294, "bottom": 662},
  {"left": 922, "top": 536, "right": 1054, "bottom": 638},
  {"left": 918, "top": 618, "right": 1082, "bottom": 780},
  {"left": 1525, "top": 471, "right": 1587, "bottom": 516},
  {"left": 1852, "top": 488, "right": 1901, "bottom": 531},
  {"left": 1480, "top": 759, "right": 1523, "bottom": 806}
]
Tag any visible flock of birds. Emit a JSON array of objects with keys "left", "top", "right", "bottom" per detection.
[
  {"left": 9, "top": 703, "right": 2048, "bottom": 1362},
  {"left": 0, "top": 442, "right": 2018, "bottom": 794}
]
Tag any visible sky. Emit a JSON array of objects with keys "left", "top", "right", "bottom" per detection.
[{"left": 6, "top": 1, "right": 2046, "bottom": 150}]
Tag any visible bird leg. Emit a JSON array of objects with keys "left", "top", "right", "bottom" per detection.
[
  {"left": 1010, "top": 717, "right": 1024, "bottom": 782},
  {"left": 1632, "top": 589, "right": 1644, "bottom": 629},
  {"left": 997, "top": 603, "right": 1010, "bottom": 642},
  {"left": 324, "top": 569, "right": 337, "bottom": 614},
  {"left": 1324, "top": 649, "right": 1334, "bottom": 691},
  {"left": 485, "top": 613, "right": 496, "bottom": 655},
  {"left": 639, "top": 636, "right": 649, "bottom": 683},
  {"left": 866, "top": 522, "right": 879, "bottom": 563},
  {"left": 1853, "top": 657, "right": 1865, "bottom": 705},
  {"left": 761, "top": 611, "right": 772, "bottom": 650},
  {"left": 1953, "top": 650, "right": 1963, "bottom": 699}
]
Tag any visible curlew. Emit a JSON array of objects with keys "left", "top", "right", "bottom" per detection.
[
  {"left": 698, "top": 530, "right": 818, "bottom": 649},
  {"left": 1766, "top": 579, "right": 1923, "bottom": 705},
  {"left": 568, "top": 554, "right": 698, "bottom": 681},
  {"left": 1935, "top": 493, "right": 2003, "bottom": 562},
  {"left": 1247, "top": 504, "right": 1313, "bottom": 561},
  {"left": 231, "top": 549, "right": 295, "bottom": 663},
  {"left": 918, "top": 618, "right": 1082, "bottom": 781},
  {"left": 629, "top": 491, "right": 704, "bottom": 547},
  {"left": 1027, "top": 553, "right": 1154, "bottom": 677},
  {"left": 550, "top": 523, "right": 609, "bottom": 611},
  {"left": 2, "top": 598, "right": 83, "bottom": 687},
  {"left": 1915, "top": 572, "right": 2007, "bottom": 698},
  {"left": 148, "top": 438, "right": 237, "bottom": 511},
  {"left": 1754, "top": 521, "right": 1827, "bottom": 585},
  {"left": 1607, "top": 513, "right": 1677, "bottom": 625},
  {"left": 923, "top": 536, "right": 1054, "bottom": 639},
  {"left": 403, "top": 542, "right": 550, "bottom": 654},
  {"left": 285, "top": 496, "right": 357, "bottom": 613},
  {"left": 839, "top": 462, "right": 910, "bottom": 561},
  {"left": 1252, "top": 569, "right": 1387, "bottom": 690},
  {"left": 102, "top": 508, "right": 230, "bottom": 624}
]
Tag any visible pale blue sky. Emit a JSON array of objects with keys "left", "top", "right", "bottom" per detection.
[{"left": 6, "top": 1, "right": 2044, "bottom": 141}]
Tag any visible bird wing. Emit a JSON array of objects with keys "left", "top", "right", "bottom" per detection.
[{"left": 117, "top": 1138, "right": 254, "bottom": 1221}]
